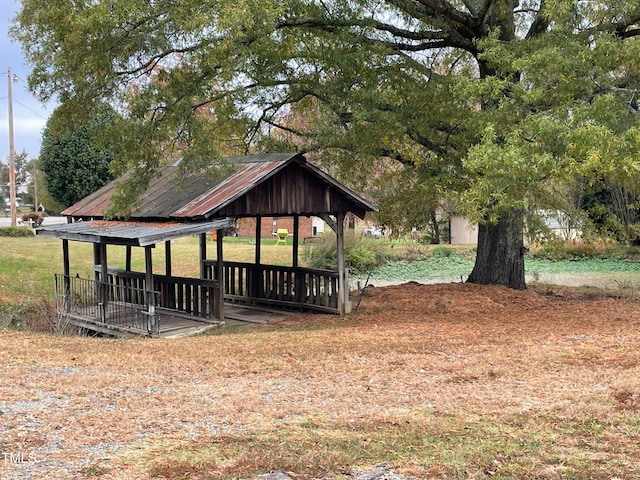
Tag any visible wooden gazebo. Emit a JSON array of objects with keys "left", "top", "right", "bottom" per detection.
[{"left": 37, "top": 153, "right": 377, "bottom": 337}]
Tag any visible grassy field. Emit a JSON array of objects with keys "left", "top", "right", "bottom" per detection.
[{"left": 0, "top": 235, "right": 298, "bottom": 304}]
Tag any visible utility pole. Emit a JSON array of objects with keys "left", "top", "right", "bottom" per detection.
[{"left": 7, "top": 67, "right": 17, "bottom": 227}]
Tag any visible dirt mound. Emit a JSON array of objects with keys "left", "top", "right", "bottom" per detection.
[
  {"left": 358, "top": 281, "right": 550, "bottom": 314},
  {"left": 350, "top": 281, "right": 639, "bottom": 339}
]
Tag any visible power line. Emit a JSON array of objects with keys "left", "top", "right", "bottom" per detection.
[
  {"left": 0, "top": 96, "right": 50, "bottom": 119},
  {"left": 12, "top": 98, "right": 49, "bottom": 119}
]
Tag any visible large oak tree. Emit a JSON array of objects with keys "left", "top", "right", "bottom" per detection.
[{"left": 12, "top": 0, "right": 640, "bottom": 288}]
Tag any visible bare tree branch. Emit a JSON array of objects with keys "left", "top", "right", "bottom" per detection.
[
  {"left": 525, "top": 0, "right": 549, "bottom": 39},
  {"left": 414, "top": 0, "right": 477, "bottom": 27}
]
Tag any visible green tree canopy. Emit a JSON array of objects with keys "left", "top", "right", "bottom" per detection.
[
  {"left": 39, "top": 102, "right": 118, "bottom": 208},
  {"left": 12, "top": 0, "right": 640, "bottom": 288}
]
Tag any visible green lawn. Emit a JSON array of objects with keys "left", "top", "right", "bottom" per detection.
[
  {"left": 360, "top": 250, "right": 640, "bottom": 288},
  {"left": 0, "top": 234, "right": 297, "bottom": 303},
  {"left": 2, "top": 233, "right": 640, "bottom": 304}
]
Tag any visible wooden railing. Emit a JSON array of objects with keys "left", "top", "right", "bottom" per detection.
[
  {"left": 100, "top": 262, "right": 339, "bottom": 314},
  {"left": 203, "top": 261, "right": 339, "bottom": 313},
  {"left": 100, "top": 268, "right": 222, "bottom": 320}
]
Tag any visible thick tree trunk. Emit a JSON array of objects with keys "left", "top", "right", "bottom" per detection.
[{"left": 467, "top": 212, "right": 526, "bottom": 290}]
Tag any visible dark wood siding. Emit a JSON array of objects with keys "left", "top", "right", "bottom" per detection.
[{"left": 215, "top": 162, "right": 364, "bottom": 217}]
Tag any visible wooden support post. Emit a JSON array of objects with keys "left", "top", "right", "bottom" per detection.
[
  {"left": 100, "top": 244, "right": 108, "bottom": 322},
  {"left": 216, "top": 228, "right": 225, "bottom": 322},
  {"left": 293, "top": 216, "right": 304, "bottom": 301},
  {"left": 293, "top": 215, "right": 300, "bottom": 268},
  {"left": 197, "top": 233, "right": 208, "bottom": 316},
  {"left": 199, "top": 233, "right": 207, "bottom": 279},
  {"left": 62, "top": 239, "right": 70, "bottom": 311},
  {"left": 93, "top": 243, "right": 101, "bottom": 283},
  {"left": 165, "top": 241, "right": 173, "bottom": 307},
  {"left": 145, "top": 245, "right": 156, "bottom": 333},
  {"left": 125, "top": 246, "right": 132, "bottom": 271},
  {"left": 62, "top": 239, "right": 70, "bottom": 281},
  {"left": 253, "top": 215, "right": 262, "bottom": 298},
  {"left": 100, "top": 244, "right": 108, "bottom": 281},
  {"left": 255, "top": 215, "right": 262, "bottom": 265},
  {"left": 336, "top": 212, "right": 351, "bottom": 314}
]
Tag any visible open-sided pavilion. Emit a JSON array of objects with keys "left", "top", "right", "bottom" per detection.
[{"left": 37, "top": 153, "right": 376, "bottom": 337}]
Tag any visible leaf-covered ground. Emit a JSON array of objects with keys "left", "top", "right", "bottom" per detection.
[{"left": 1, "top": 282, "right": 640, "bottom": 479}]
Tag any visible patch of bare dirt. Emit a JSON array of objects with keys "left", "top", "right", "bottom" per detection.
[{"left": 1, "top": 282, "right": 640, "bottom": 479}]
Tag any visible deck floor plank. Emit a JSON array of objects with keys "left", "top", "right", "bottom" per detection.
[{"left": 63, "top": 302, "right": 293, "bottom": 337}]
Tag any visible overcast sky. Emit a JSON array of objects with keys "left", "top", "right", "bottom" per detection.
[{"left": 0, "top": 1, "right": 56, "bottom": 165}]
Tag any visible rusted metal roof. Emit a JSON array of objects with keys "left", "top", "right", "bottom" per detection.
[
  {"left": 172, "top": 159, "right": 285, "bottom": 218},
  {"left": 36, "top": 218, "right": 234, "bottom": 247},
  {"left": 61, "top": 153, "right": 377, "bottom": 221}
]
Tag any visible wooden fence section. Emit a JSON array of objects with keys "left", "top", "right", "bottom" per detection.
[
  {"left": 101, "top": 268, "right": 222, "bottom": 320},
  {"left": 203, "top": 261, "right": 339, "bottom": 313}
]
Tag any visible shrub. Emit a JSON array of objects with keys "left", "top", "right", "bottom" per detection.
[
  {"left": 530, "top": 242, "right": 599, "bottom": 261},
  {"left": 345, "top": 246, "right": 379, "bottom": 274},
  {"left": 0, "top": 299, "right": 74, "bottom": 334},
  {"left": 0, "top": 301, "right": 34, "bottom": 329},
  {"left": 430, "top": 246, "right": 456, "bottom": 258},
  {"left": 303, "top": 232, "right": 389, "bottom": 273},
  {"left": 303, "top": 234, "right": 337, "bottom": 270},
  {"left": 594, "top": 245, "right": 640, "bottom": 261},
  {"left": 0, "top": 226, "right": 36, "bottom": 237}
]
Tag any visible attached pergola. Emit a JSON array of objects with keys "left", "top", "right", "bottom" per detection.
[{"left": 37, "top": 153, "right": 377, "bottom": 337}]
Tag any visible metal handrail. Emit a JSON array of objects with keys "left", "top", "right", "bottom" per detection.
[{"left": 55, "top": 274, "right": 160, "bottom": 334}]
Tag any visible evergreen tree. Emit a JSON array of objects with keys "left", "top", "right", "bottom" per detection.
[{"left": 39, "top": 103, "right": 117, "bottom": 208}]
